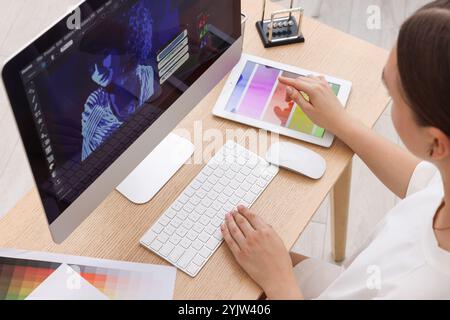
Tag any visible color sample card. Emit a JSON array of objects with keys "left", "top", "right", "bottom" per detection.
[
  {"left": 0, "top": 250, "right": 176, "bottom": 300},
  {"left": 70, "top": 264, "right": 156, "bottom": 300},
  {"left": 225, "top": 62, "right": 341, "bottom": 138},
  {"left": 0, "top": 257, "right": 60, "bottom": 300}
]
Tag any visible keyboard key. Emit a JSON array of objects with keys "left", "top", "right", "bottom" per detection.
[
  {"left": 208, "top": 175, "right": 219, "bottom": 185},
  {"left": 178, "top": 248, "right": 197, "bottom": 269},
  {"left": 182, "top": 220, "right": 194, "bottom": 230},
  {"left": 199, "top": 246, "right": 211, "bottom": 259},
  {"left": 206, "top": 237, "right": 221, "bottom": 250},
  {"left": 214, "top": 169, "right": 225, "bottom": 177},
  {"left": 217, "top": 194, "right": 228, "bottom": 204},
  {"left": 169, "top": 247, "right": 185, "bottom": 263},
  {"left": 205, "top": 224, "right": 216, "bottom": 235},
  {"left": 186, "top": 263, "right": 200, "bottom": 276},
  {"left": 205, "top": 208, "right": 216, "bottom": 219},
  {"left": 159, "top": 216, "right": 171, "bottom": 226},
  {"left": 191, "top": 180, "right": 202, "bottom": 190},
  {"left": 196, "top": 173, "right": 208, "bottom": 183},
  {"left": 213, "top": 229, "right": 224, "bottom": 241},
  {"left": 152, "top": 223, "right": 164, "bottom": 234},
  {"left": 219, "top": 177, "right": 231, "bottom": 186},
  {"left": 229, "top": 196, "right": 241, "bottom": 206},
  {"left": 244, "top": 193, "right": 256, "bottom": 205},
  {"left": 237, "top": 157, "right": 247, "bottom": 166},
  {"left": 189, "top": 212, "right": 201, "bottom": 222},
  {"left": 165, "top": 209, "right": 177, "bottom": 219},
  {"left": 172, "top": 201, "right": 183, "bottom": 211},
  {"left": 200, "top": 216, "right": 210, "bottom": 226},
  {"left": 150, "top": 239, "right": 163, "bottom": 251},
  {"left": 241, "top": 182, "right": 252, "bottom": 192},
  {"left": 184, "top": 203, "right": 195, "bottom": 213},
  {"left": 193, "top": 254, "right": 206, "bottom": 267},
  {"left": 178, "top": 194, "right": 190, "bottom": 204},
  {"left": 257, "top": 178, "right": 268, "bottom": 188},
  {"left": 189, "top": 195, "right": 201, "bottom": 206},
  {"left": 212, "top": 217, "right": 223, "bottom": 228},
  {"left": 176, "top": 227, "right": 189, "bottom": 238},
  {"left": 160, "top": 243, "right": 175, "bottom": 257},
  {"left": 203, "top": 167, "right": 213, "bottom": 176},
  {"left": 246, "top": 175, "right": 257, "bottom": 184},
  {"left": 201, "top": 198, "right": 213, "bottom": 207},
  {"left": 208, "top": 162, "right": 219, "bottom": 170},
  {"left": 187, "top": 231, "right": 198, "bottom": 241},
  {"left": 235, "top": 173, "right": 246, "bottom": 183},
  {"left": 170, "top": 234, "right": 182, "bottom": 245},
  {"left": 240, "top": 166, "right": 251, "bottom": 176},
  {"left": 192, "top": 240, "right": 203, "bottom": 251},
  {"left": 141, "top": 231, "right": 157, "bottom": 246},
  {"left": 185, "top": 187, "right": 195, "bottom": 197},
  {"left": 207, "top": 190, "right": 219, "bottom": 200},
  {"left": 170, "top": 218, "right": 182, "bottom": 228},
  {"left": 158, "top": 233, "right": 170, "bottom": 244},
  {"left": 180, "top": 238, "right": 192, "bottom": 249},
  {"left": 193, "top": 223, "right": 204, "bottom": 234},
  {"left": 213, "top": 184, "right": 225, "bottom": 193},
  {"left": 194, "top": 204, "right": 207, "bottom": 215},
  {"left": 198, "top": 232, "right": 210, "bottom": 243},
  {"left": 177, "top": 211, "right": 188, "bottom": 220},
  {"left": 202, "top": 182, "right": 214, "bottom": 192},
  {"left": 224, "top": 187, "right": 234, "bottom": 197},
  {"left": 196, "top": 189, "right": 207, "bottom": 199},
  {"left": 211, "top": 201, "right": 222, "bottom": 211},
  {"left": 223, "top": 203, "right": 234, "bottom": 213},
  {"left": 225, "top": 171, "right": 236, "bottom": 180},
  {"left": 235, "top": 188, "right": 246, "bottom": 199},
  {"left": 251, "top": 185, "right": 263, "bottom": 195},
  {"left": 164, "top": 225, "right": 176, "bottom": 236}
]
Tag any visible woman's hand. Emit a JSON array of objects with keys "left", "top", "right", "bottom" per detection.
[
  {"left": 278, "top": 75, "right": 350, "bottom": 134},
  {"left": 221, "top": 206, "right": 303, "bottom": 300}
]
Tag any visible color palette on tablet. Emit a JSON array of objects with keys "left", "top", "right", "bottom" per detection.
[{"left": 225, "top": 61, "right": 341, "bottom": 138}]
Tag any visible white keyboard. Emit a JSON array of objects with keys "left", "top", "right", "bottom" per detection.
[{"left": 140, "top": 141, "right": 279, "bottom": 277}]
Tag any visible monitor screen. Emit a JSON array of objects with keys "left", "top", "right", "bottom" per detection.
[{"left": 17, "top": 0, "right": 241, "bottom": 223}]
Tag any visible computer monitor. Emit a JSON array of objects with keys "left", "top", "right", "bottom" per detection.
[{"left": 2, "top": 0, "right": 242, "bottom": 243}]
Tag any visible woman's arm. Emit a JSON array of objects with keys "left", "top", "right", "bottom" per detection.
[
  {"left": 279, "top": 76, "right": 420, "bottom": 199},
  {"left": 335, "top": 117, "right": 420, "bottom": 198}
]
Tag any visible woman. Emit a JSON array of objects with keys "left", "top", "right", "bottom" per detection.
[{"left": 221, "top": 0, "right": 450, "bottom": 299}]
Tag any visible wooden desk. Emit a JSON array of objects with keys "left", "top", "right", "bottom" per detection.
[{"left": 0, "top": 0, "right": 389, "bottom": 299}]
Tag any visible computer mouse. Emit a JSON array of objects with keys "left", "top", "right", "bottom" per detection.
[{"left": 265, "top": 142, "right": 326, "bottom": 180}]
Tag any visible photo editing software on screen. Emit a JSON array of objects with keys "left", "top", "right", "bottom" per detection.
[{"left": 19, "top": 0, "right": 240, "bottom": 223}]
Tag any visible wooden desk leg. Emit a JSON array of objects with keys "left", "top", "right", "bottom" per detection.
[{"left": 330, "top": 161, "right": 353, "bottom": 263}]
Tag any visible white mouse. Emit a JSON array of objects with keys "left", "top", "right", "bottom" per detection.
[{"left": 265, "top": 142, "right": 326, "bottom": 180}]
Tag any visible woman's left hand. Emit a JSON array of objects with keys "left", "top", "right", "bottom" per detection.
[{"left": 221, "top": 206, "right": 303, "bottom": 300}]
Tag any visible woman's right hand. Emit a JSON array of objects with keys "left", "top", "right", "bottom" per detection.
[{"left": 278, "top": 75, "right": 349, "bottom": 134}]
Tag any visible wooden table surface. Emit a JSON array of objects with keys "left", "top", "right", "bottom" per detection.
[{"left": 0, "top": 0, "right": 390, "bottom": 299}]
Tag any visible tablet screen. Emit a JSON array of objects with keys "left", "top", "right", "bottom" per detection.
[{"left": 224, "top": 61, "right": 341, "bottom": 138}]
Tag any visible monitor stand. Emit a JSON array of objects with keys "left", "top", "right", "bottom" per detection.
[{"left": 116, "top": 133, "right": 194, "bottom": 204}]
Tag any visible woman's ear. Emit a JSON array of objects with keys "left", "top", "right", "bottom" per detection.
[{"left": 427, "top": 127, "right": 450, "bottom": 160}]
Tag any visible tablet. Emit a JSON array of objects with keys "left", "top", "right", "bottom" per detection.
[{"left": 213, "top": 54, "right": 352, "bottom": 147}]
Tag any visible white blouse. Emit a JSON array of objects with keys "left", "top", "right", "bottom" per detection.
[{"left": 294, "top": 162, "right": 450, "bottom": 300}]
